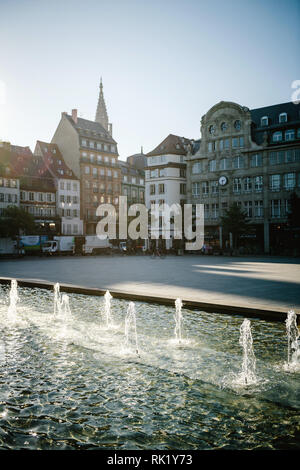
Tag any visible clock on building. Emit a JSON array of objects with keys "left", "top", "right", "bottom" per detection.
[{"left": 218, "top": 176, "right": 228, "bottom": 186}]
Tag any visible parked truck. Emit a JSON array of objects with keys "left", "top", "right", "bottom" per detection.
[
  {"left": 19, "top": 235, "right": 49, "bottom": 254},
  {"left": 41, "top": 236, "right": 75, "bottom": 255},
  {"left": 82, "top": 235, "right": 113, "bottom": 255},
  {"left": 0, "top": 238, "right": 19, "bottom": 257}
]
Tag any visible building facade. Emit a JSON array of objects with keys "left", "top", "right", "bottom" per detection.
[
  {"left": 145, "top": 134, "right": 191, "bottom": 247},
  {"left": 186, "top": 101, "right": 300, "bottom": 254},
  {"left": 52, "top": 81, "right": 120, "bottom": 235},
  {"left": 34, "top": 141, "right": 83, "bottom": 235},
  {"left": 0, "top": 142, "right": 20, "bottom": 215}
]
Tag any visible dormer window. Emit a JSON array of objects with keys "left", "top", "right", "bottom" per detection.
[
  {"left": 261, "top": 116, "right": 268, "bottom": 126},
  {"left": 52, "top": 148, "right": 56, "bottom": 154},
  {"left": 279, "top": 112, "right": 287, "bottom": 123}
]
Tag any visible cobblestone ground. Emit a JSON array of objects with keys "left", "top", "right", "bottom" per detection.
[{"left": 0, "top": 254, "right": 299, "bottom": 312}]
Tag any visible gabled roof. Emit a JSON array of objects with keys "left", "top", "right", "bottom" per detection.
[
  {"left": 65, "top": 114, "right": 117, "bottom": 145},
  {"left": 35, "top": 140, "right": 78, "bottom": 180},
  {"left": 146, "top": 134, "right": 192, "bottom": 157},
  {"left": 0, "top": 144, "right": 56, "bottom": 192}
]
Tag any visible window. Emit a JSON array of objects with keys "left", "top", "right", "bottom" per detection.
[
  {"left": 39, "top": 193, "right": 43, "bottom": 202},
  {"left": 254, "top": 201, "right": 263, "bottom": 217},
  {"left": 204, "top": 204, "right": 209, "bottom": 218},
  {"left": 47, "top": 193, "right": 51, "bottom": 202},
  {"left": 219, "top": 140, "right": 224, "bottom": 150},
  {"left": 192, "top": 162, "right": 202, "bottom": 174},
  {"left": 192, "top": 182, "right": 200, "bottom": 196},
  {"left": 150, "top": 169, "right": 158, "bottom": 178},
  {"left": 209, "top": 159, "right": 216, "bottom": 171},
  {"left": 211, "top": 181, "right": 218, "bottom": 194},
  {"left": 284, "top": 173, "right": 296, "bottom": 190},
  {"left": 270, "top": 174, "right": 280, "bottom": 190},
  {"left": 202, "top": 181, "right": 209, "bottom": 195},
  {"left": 234, "top": 120, "right": 241, "bottom": 130},
  {"left": 73, "top": 182, "right": 78, "bottom": 191},
  {"left": 159, "top": 184, "right": 165, "bottom": 194},
  {"left": 93, "top": 167, "right": 97, "bottom": 177},
  {"left": 220, "top": 158, "right": 230, "bottom": 170},
  {"left": 60, "top": 182, "right": 64, "bottom": 190},
  {"left": 114, "top": 171, "right": 118, "bottom": 178},
  {"left": 180, "top": 168, "right": 186, "bottom": 178},
  {"left": 244, "top": 201, "right": 252, "bottom": 217},
  {"left": 285, "top": 199, "right": 291, "bottom": 215},
  {"left": 73, "top": 196, "right": 78, "bottom": 203},
  {"left": 233, "top": 178, "right": 241, "bottom": 193},
  {"left": 269, "top": 151, "right": 284, "bottom": 165},
  {"left": 243, "top": 177, "right": 252, "bottom": 192},
  {"left": 279, "top": 113, "right": 287, "bottom": 123},
  {"left": 250, "top": 154, "right": 262, "bottom": 167},
  {"left": 97, "top": 143, "right": 102, "bottom": 150},
  {"left": 208, "top": 142, "right": 214, "bottom": 152},
  {"left": 233, "top": 156, "right": 244, "bottom": 169},
  {"left": 89, "top": 141, "right": 94, "bottom": 148},
  {"left": 224, "top": 139, "right": 230, "bottom": 149},
  {"left": 232, "top": 137, "right": 238, "bottom": 148},
  {"left": 239, "top": 136, "right": 244, "bottom": 147},
  {"left": 107, "top": 169, "right": 112, "bottom": 177},
  {"left": 271, "top": 200, "right": 281, "bottom": 217},
  {"left": 180, "top": 183, "right": 186, "bottom": 195},
  {"left": 272, "top": 131, "right": 282, "bottom": 142},
  {"left": 211, "top": 203, "right": 219, "bottom": 218},
  {"left": 285, "top": 129, "right": 295, "bottom": 141},
  {"left": 132, "top": 177, "right": 136, "bottom": 184},
  {"left": 261, "top": 116, "right": 268, "bottom": 126},
  {"left": 254, "top": 176, "right": 263, "bottom": 192},
  {"left": 73, "top": 224, "right": 78, "bottom": 234},
  {"left": 85, "top": 166, "right": 90, "bottom": 174},
  {"left": 81, "top": 139, "right": 87, "bottom": 146},
  {"left": 90, "top": 154, "right": 94, "bottom": 162},
  {"left": 150, "top": 184, "right": 156, "bottom": 195}
]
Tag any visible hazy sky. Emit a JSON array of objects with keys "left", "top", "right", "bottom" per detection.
[{"left": 1, "top": 0, "right": 299, "bottom": 160}]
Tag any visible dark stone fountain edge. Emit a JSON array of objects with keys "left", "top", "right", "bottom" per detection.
[{"left": 0, "top": 276, "right": 290, "bottom": 323}]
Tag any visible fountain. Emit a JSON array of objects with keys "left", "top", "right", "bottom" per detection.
[
  {"left": 174, "top": 298, "right": 183, "bottom": 344},
  {"left": 0, "top": 282, "right": 299, "bottom": 450},
  {"left": 54, "top": 282, "right": 62, "bottom": 317},
  {"left": 285, "top": 310, "right": 299, "bottom": 370},
  {"left": 104, "top": 290, "right": 113, "bottom": 328},
  {"left": 7, "top": 279, "right": 18, "bottom": 323},
  {"left": 238, "top": 318, "right": 257, "bottom": 385},
  {"left": 124, "top": 301, "right": 139, "bottom": 355}
]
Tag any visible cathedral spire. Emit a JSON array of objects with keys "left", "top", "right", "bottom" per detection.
[{"left": 95, "top": 78, "right": 109, "bottom": 131}]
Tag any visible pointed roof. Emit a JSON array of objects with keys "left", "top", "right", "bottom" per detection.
[
  {"left": 146, "top": 134, "right": 192, "bottom": 157},
  {"left": 34, "top": 141, "right": 78, "bottom": 180},
  {"left": 95, "top": 78, "right": 109, "bottom": 131}
]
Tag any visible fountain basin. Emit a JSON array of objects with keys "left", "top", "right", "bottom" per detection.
[{"left": 0, "top": 283, "right": 299, "bottom": 450}]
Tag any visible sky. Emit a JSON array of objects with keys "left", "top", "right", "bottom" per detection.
[{"left": 0, "top": 0, "right": 299, "bottom": 160}]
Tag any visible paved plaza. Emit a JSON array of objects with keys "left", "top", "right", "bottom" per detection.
[{"left": 0, "top": 254, "right": 299, "bottom": 313}]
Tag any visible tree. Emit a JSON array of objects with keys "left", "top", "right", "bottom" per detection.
[
  {"left": 0, "top": 206, "right": 36, "bottom": 252},
  {"left": 220, "top": 203, "right": 249, "bottom": 249},
  {"left": 288, "top": 192, "right": 300, "bottom": 229}
]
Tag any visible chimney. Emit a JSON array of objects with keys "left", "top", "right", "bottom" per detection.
[
  {"left": 72, "top": 109, "right": 78, "bottom": 123},
  {"left": 61, "top": 111, "right": 68, "bottom": 118},
  {"left": 108, "top": 123, "right": 113, "bottom": 136}
]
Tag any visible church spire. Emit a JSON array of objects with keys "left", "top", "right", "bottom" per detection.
[{"left": 95, "top": 77, "right": 109, "bottom": 131}]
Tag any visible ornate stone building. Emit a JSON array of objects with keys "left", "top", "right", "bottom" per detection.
[
  {"left": 186, "top": 101, "right": 300, "bottom": 254},
  {"left": 51, "top": 80, "right": 121, "bottom": 234}
]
